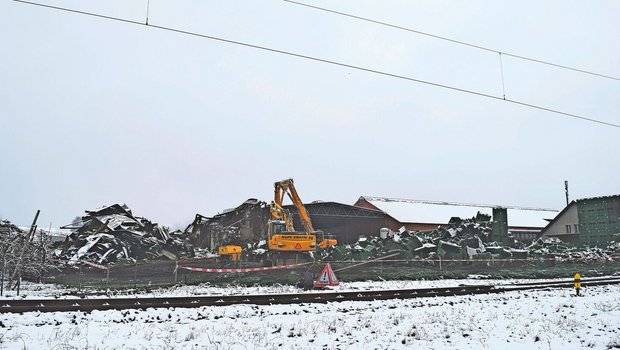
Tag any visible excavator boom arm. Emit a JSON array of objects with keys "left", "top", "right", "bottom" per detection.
[{"left": 273, "top": 179, "right": 314, "bottom": 234}]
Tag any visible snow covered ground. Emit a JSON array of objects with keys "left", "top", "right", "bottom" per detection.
[{"left": 1, "top": 280, "right": 619, "bottom": 349}]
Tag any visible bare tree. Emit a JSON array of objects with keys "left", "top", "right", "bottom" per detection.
[{"left": 0, "top": 211, "right": 59, "bottom": 292}]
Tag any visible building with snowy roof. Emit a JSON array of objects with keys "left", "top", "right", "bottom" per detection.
[
  {"left": 354, "top": 196, "right": 558, "bottom": 242},
  {"left": 539, "top": 195, "right": 620, "bottom": 245}
]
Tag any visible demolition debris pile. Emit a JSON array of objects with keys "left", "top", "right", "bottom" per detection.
[
  {"left": 526, "top": 237, "right": 619, "bottom": 263},
  {"left": 0, "top": 219, "right": 24, "bottom": 238},
  {"left": 56, "top": 204, "right": 194, "bottom": 264},
  {"left": 185, "top": 199, "right": 269, "bottom": 252},
  {"left": 321, "top": 217, "right": 619, "bottom": 264}
]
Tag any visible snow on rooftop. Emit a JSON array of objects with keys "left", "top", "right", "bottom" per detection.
[{"left": 363, "top": 197, "right": 557, "bottom": 228}]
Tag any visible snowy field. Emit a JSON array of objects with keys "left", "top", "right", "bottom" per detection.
[{"left": 1, "top": 280, "right": 619, "bottom": 349}]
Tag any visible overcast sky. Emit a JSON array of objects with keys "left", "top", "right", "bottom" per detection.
[{"left": 1, "top": 0, "right": 619, "bottom": 229}]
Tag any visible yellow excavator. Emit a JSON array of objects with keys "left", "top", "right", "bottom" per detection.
[{"left": 267, "top": 178, "right": 337, "bottom": 252}]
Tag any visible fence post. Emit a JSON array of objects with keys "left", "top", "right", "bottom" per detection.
[
  {"left": 133, "top": 261, "right": 138, "bottom": 289},
  {"left": 16, "top": 269, "right": 21, "bottom": 296},
  {"left": 78, "top": 265, "right": 82, "bottom": 293},
  {"left": 106, "top": 267, "right": 110, "bottom": 290},
  {"left": 174, "top": 260, "right": 178, "bottom": 284},
  {"left": 1, "top": 256, "right": 5, "bottom": 296}
]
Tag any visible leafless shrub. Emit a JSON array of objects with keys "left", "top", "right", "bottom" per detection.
[
  {"left": 592, "top": 301, "right": 618, "bottom": 312},
  {"left": 607, "top": 334, "right": 620, "bottom": 349},
  {"left": 1, "top": 220, "right": 60, "bottom": 290},
  {"left": 49, "top": 344, "right": 78, "bottom": 350}
]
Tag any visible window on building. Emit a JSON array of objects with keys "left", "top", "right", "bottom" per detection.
[
  {"left": 566, "top": 225, "right": 572, "bottom": 233},
  {"left": 574, "top": 224, "right": 579, "bottom": 233}
]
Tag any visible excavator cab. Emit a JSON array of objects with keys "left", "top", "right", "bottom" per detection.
[
  {"left": 267, "top": 219, "right": 316, "bottom": 251},
  {"left": 270, "top": 220, "right": 286, "bottom": 234}
]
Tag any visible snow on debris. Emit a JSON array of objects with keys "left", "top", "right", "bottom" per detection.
[
  {"left": 321, "top": 219, "right": 620, "bottom": 263},
  {"left": 1, "top": 283, "right": 619, "bottom": 349},
  {"left": 56, "top": 204, "right": 194, "bottom": 264}
]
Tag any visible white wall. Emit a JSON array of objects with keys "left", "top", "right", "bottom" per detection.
[{"left": 541, "top": 204, "right": 579, "bottom": 238}]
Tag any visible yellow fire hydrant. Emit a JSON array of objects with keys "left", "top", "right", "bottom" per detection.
[{"left": 574, "top": 273, "right": 581, "bottom": 296}]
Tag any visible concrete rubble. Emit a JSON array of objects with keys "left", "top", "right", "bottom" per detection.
[
  {"left": 56, "top": 204, "right": 194, "bottom": 264},
  {"left": 182, "top": 203, "right": 619, "bottom": 265},
  {"left": 50, "top": 201, "right": 617, "bottom": 266},
  {"left": 526, "top": 237, "right": 618, "bottom": 263},
  {"left": 320, "top": 216, "right": 619, "bottom": 264}
]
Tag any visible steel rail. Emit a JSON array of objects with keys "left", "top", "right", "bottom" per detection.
[
  {"left": 2, "top": 278, "right": 619, "bottom": 314},
  {"left": 495, "top": 276, "right": 620, "bottom": 287}
]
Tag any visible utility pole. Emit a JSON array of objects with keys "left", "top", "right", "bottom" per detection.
[{"left": 565, "top": 181, "right": 570, "bottom": 206}]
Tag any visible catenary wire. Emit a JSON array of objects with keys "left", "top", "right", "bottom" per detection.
[
  {"left": 10, "top": 0, "right": 620, "bottom": 129},
  {"left": 283, "top": 0, "right": 620, "bottom": 82},
  {"left": 499, "top": 53, "right": 506, "bottom": 100}
]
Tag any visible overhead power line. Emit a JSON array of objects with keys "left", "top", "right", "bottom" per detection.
[
  {"left": 284, "top": 0, "right": 620, "bottom": 82},
  {"left": 11, "top": 0, "right": 620, "bottom": 129}
]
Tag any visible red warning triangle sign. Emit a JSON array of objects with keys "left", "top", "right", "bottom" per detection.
[
  {"left": 314, "top": 263, "right": 339, "bottom": 288},
  {"left": 295, "top": 243, "right": 302, "bottom": 249}
]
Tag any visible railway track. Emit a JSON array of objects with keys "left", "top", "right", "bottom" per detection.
[{"left": 2, "top": 277, "right": 619, "bottom": 314}]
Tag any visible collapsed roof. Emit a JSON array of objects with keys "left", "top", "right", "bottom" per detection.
[{"left": 57, "top": 204, "right": 194, "bottom": 264}]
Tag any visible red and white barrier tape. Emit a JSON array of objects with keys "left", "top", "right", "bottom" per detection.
[
  {"left": 326, "top": 257, "right": 615, "bottom": 263},
  {"left": 81, "top": 260, "right": 108, "bottom": 270},
  {"left": 179, "top": 262, "right": 311, "bottom": 273}
]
